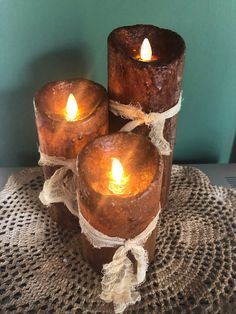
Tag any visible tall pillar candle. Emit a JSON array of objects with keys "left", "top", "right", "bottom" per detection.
[
  {"left": 77, "top": 133, "right": 163, "bottom": 273},
  {"left": 34, "top": 79, "right": 108, "bottom": 228},
  {"left": 108, "top": 24, "right": 186, "bottom": 208}
]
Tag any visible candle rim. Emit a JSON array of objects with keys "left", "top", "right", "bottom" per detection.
[
  {"left": 34, "top": 78, "right": 108, "bottom": 124},
  {"left": 108, "top": 24, "right": 186, "bottom": 67},
  {"left": 77, "top": 132, "right": 163, "bottom": 200}
]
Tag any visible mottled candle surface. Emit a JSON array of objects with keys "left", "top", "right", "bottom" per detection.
[
  {"left": 77, "top": 132, "right": 163, "bottom": 272},
  {"left": 34, "top": 78, "right": 109, "bottom": 229}
]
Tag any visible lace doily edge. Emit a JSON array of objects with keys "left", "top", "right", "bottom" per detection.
[{"left": 0, "top": 167, "right": 42, "bottom": 199}]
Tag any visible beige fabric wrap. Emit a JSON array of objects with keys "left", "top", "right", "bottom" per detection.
[
  {"left": 109, "top": 93, "right": 182, "bottom": 156},
  {"left": 79, "top": 209, "right": 161, "bottom": 313},
  {"left": 38, "top": 150, "right": 78, "bottom": 217}
]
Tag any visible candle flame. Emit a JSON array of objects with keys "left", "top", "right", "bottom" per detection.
[
  {"left": 66, "top": 93, "right": 79, "bottom": 121},
  {"left": 109, "top": 158, "right": 129, "bottom": 194},
  {"left": 112, "top": 158, "right": 124, "bottom": 184},
  {"left": 140, "top": 38, "right": 152, "bottom": 61}
]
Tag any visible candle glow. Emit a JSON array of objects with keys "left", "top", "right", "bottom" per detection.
[
  {"left": 65, "top": 93, "right": 79, "bottom": 121},
  {"left": 140, "top": 38, "right": 152, "bottom": 61},
  {"left": 109, "top": 158, "right": 129, "bottom": 194}
]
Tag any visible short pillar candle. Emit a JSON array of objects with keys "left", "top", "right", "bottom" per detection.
[
  {"left": 77, "top": 132, "right": 163, "bottom": 273},
  {"left": 108, "top": 24, "right": 186, "bottom": 209},
  {"left": 34, "top": 79, "right": 108, "bottom": 228}
]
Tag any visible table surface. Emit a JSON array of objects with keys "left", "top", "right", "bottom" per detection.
[
  {"left": 0, "top": 164, "right": 235, "bottom": 313},
  {"left": 0, "top": 164, "right": 236, "bottom": 191}
]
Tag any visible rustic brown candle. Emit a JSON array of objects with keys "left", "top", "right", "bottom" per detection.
[
  {"left": 34, "top": 79, "right": 108, "bottom": 228},
  {"left": 108, "top": 24, "right": 186, "bottom": 208},
  {"left": 77, "top": 132, "right": 163, "bottom": 273}
]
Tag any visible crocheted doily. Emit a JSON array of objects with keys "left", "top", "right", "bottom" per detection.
[{"left": 0, "top": 166, "right": 235, "bottom": 313}]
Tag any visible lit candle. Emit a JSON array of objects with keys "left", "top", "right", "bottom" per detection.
[
  {"left": 108, "top": 158, "right": 129, "bottom": 195},
  {"left": 138, "top": 37, "right": 157, "bottom": 62},
  {"left": 34, "top": 79, "right": 109, "bottom": 228},
  {"left": 77, "top": 133, "right": 163, "bottom": 273},
  {"left": 65, "top": 93, "right": 79, "bottom": 121},
  {"left": 108, "top": 24, "right": 186, "bottom": 209}
]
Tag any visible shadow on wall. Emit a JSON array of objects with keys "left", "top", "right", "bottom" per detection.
[
  {"left": 175, "top": 155, "right": 219, "bottom": 164},
  {"left": 173, "top": 135, "right": 220, "bottom": 164},
  {"left": 0, "top": 45, "right": 91, "bottom": 166},
  {"left": 230, "top": 134, "right": 236, "bottom": 163}
]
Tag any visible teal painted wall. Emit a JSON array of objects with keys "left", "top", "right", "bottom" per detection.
[{"left": 0, "top": 0, "right": 235, "bottom": 166}]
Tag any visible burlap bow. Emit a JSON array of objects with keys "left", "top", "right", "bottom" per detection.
[
  {"left": 109, "top": 93, "right": 182, "bottom": 156},
  {"left": 78, "top": 209, "right": 160, "bottom": 313},
  {"left": 38, "top": 150, "right": 78, "bottom": 216}
]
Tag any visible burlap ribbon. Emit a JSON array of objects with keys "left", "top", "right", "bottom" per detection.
[
  {"left": 79, "top": 209, "right": 160, "bottom": 313},
  {"left": 109, "top": 93, "right": 182, "bottom": 155},
  {"left": 38, "top": 150, "right": 78, "bottom": 217}
]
